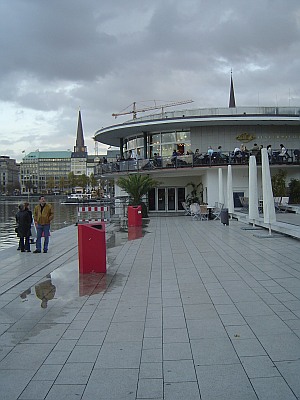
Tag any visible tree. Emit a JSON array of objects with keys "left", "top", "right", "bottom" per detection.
[
  {"left": 25, "top": 178, "right": 34, "bottom": 193},
  {"left": 47, "top": 176, "right": 55, "bottom": 192},
  {"left": 117, "top": 174, "right": 159, "bottom": 217},
  {"left": 59, "top": 177, "right": 66, "bottom": 193},
  {"left": 185, "top": 182, "right": 203, "bottom": 205},
  {"left": 288, "top": 179, "right": 300, "bottom": 203},
  {"left": 89, "top": 173, "right": 97, "bottom": 190},
  {"left": 77, "top": 174, "right": 89, "bottom": 191},
  {"left": 67, "top": 172, "right": 76, "bottom": 192},
  {"left": 271, "top": 170, "right": 287, "bottom": 197}
]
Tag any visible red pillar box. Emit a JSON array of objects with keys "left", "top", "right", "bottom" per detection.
[
  {"left": 127, "top": 205, "right": 142, "bottom": 227},
  {"left": 78, "top": 222, "right": 106, "bottom": 274}
]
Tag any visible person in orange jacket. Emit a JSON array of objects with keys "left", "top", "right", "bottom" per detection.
[{"left": 33, "top": 196, "right": 54, "bottom": 253}]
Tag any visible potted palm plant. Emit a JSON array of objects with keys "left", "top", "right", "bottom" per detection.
[
  {"left": 117, "top": 174, "right": 159, "bottom": 218},
  {"left": 185, "top": 182, "right": 203, "bottom": 205}
]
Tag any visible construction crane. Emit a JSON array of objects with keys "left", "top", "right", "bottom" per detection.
[{"left": 112, "top": 99, "right": 194, "bottom": 119}]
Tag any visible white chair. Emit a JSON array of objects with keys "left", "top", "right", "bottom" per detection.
[
  {"left": 274, "top": 197, "right": 281, "bottom": 213},
  {"left": 190, "top": 203, "right": 201, "bottom": 220},
  {"left": 200, "top": 205, "right": 209, "bottom": 220},
  {"left": 182, "top": 202, "right": 191, "bottom": 216},
  {"left": 213, "top": 202, "right": 223, "bottom": 220}
]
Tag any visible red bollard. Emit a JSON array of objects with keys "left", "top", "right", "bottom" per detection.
[
  {"left": 78, "top": 222, "right": 106, "bottom": 274},
  {"left": 127, "top": 205, "right": 142, "bottom": 227}
]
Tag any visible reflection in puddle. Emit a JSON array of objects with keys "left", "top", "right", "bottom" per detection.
[
  {"left": 128, "top": 226, "right": 143, "bottom": 240},
  {"left": 107, "top": 221, "right": 149, "bottom": 247},
  {"left": 34, "top": 275, "right": 56, "bottom": 308},
  {"left": 79, "top": 273, "right": 107, "bottom": 296}
]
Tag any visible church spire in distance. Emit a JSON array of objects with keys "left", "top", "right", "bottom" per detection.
[
  {"left": 72, "top": 109, "right": 87, "bottom": 156},
  {"left": 229, "top": 70, "right": 236, "bottom": 108}
]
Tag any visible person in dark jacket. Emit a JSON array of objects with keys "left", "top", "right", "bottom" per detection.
[
  {"left": 16, "top": 204, "right": 32, "bottom": 252},
  {"left": 24, "top": 202, "right": 33, "bottom": 251}
]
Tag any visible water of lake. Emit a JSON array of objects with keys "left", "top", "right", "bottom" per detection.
[{"left": 0, "top": 197, "right": 78, "bottom": 251}]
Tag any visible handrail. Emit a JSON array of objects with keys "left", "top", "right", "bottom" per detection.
[{"left": 95, "top": 148, "right": 300, "bottom": 176}]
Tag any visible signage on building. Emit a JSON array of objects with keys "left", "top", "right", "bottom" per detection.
[{"left": 236, "top": 133, "right": 256, "bottom": 142}]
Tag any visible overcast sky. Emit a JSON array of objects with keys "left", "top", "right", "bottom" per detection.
[{"left": 1, "top": 0, "right": 299, "bottom": 162}]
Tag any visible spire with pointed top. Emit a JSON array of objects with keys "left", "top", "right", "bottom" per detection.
[
  {"left": 229, "top": 70, "right": 236, "bottom": 108},
  {"left": 72, "top": 110, "right": 87, "bottom": 156}
]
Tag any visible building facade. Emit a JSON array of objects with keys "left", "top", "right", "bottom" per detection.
[
  {"left": 0, "top": 156, "right": 20, "bottom": 194},
  {"left": 20, "top": 151, "right": 72, "bottom": 194}
]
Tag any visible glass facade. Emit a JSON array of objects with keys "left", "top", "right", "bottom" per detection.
[{"left": 123, "top": 130, "right": 191, "bottom": 159}]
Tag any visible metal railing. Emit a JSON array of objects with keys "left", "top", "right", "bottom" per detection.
[{"left": 95, "top": 148, "right": 300, "bottom": 176}]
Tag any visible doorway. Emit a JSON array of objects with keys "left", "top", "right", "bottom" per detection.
[{"left": 149, "top": 187, "right": 185, "bottom": 212}]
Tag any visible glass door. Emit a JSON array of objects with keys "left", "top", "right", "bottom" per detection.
[
  {"left": 149, "top": 187, "right": 185, "bottom": 212},
  {"left": 158, "top": 188, "right": 166, "bottom": 211},
  {"left": 167, "top": 188, "right": 175, "bottom": 211}
]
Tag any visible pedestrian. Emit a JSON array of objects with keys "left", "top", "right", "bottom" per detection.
[
  {"left": 16, "top": 204, "right": 32, "bottom": 252},
  {"left": 24, "top": 202, "right": 33, "bottom": 251},
  {"left": 33, "top": 196, "right": 54, "bottom": 254}
]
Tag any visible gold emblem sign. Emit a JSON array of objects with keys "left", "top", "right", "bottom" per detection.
[{"left": 236, "top": 133, "right": 255, "bottom": 143}]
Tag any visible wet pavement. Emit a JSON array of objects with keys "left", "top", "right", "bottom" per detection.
[{"left": 0, "top": 216, "right": 300, "bottom": 399}]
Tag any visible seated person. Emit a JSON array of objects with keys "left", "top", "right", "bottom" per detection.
[
  {"left": 171, "top": 149, "right": 178, "bottom": 165},
  {"left": 278, "top": 144, "right": 287, "bottom": 162},
  {"left": 267, "top": 144, "right": 273, "bottom": 161},
  {"left": 240, "top": 143, "right": 249, "bottom": 158},
  {"left": 153, "top": 153, "right": 162, "bottom": 167},
  {"left": 233, "top": 146, "right": 242, "bottom": 162},
  {"left": 251, "top": 143, "right": 260, "bottom": 157},
  {"left": 216, "top": 145, "right": 228, "bottom": 162},
  {"left": 193, "top": 149, "right": 204, "bottom": 165},
  {"left": 207, "top": 146, "right": 214, "bottom": 156}
]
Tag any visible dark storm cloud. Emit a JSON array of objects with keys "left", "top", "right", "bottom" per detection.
[{"left": 0, "top": 0, "right": 117, "bottom": 81}]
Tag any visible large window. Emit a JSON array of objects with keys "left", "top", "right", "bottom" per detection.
[
  {"left": 123, "top": 130, "right": 191, "bottom": 159},
  {"left": 149, "top": 130, "right": 190, "bottom": 157}
]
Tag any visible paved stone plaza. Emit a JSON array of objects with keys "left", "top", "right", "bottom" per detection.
[{"left": 0, "top": 216, "right": 300, "bottom": 399}]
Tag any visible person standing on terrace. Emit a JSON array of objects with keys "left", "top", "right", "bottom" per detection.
[{"left": 33, "top": 196, "right": 54, "bottom": 254}]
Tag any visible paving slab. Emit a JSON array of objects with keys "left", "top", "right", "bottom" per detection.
[{"left": 0, "top": 216, "right": 300, "bottom": 399}]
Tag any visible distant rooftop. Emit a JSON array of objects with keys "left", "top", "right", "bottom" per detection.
[{"left": 23, "top": 151, "right": 72, "bottom": 160}]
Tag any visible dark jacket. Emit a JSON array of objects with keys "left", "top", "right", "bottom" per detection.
[{"left": 16, "top": 210, "right": 32, "bottom": 238}]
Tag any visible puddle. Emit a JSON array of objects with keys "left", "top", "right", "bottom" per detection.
[
  {"left": 106, "top": 220, "right": 150, "bottom": 248},
  {"left": 17, "top": 222, "right": 150, "bottom": 308},
  {"left": 18, "top": 262, "right": 127, "bottom": 310}
]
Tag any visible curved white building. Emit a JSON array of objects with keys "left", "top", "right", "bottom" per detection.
[{"left": 94, "top": 104, "right": 300, "bottom": 213}]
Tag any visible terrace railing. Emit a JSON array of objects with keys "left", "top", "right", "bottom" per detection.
[{"left": 95, "top": 148, "right": 300, "bottom": 176}]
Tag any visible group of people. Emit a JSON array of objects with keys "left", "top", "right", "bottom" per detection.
[
  {"left": 188, "top": 143, "right": 289, "bottom": 165},
  {"left": 15, "top": 196, "right": 54, "bottom": 253}
]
